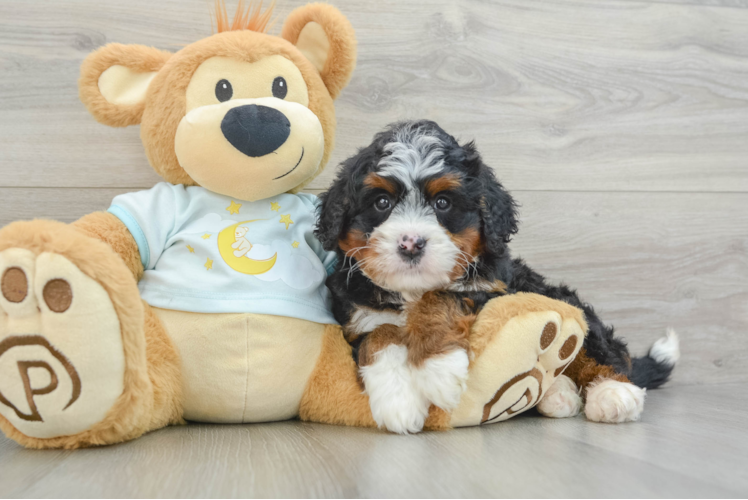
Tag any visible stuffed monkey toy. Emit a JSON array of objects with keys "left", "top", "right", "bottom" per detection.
[{"left": 0, "top": 2, "right": 587, "bottom": 449}]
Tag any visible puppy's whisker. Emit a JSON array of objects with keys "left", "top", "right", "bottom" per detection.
[
  {"left": 345, "top": 246, "right": 370, "bottom": 258},
  {"left": 453, "top": 252, "right": 474, "bottom": 278},
  {"left": 342, "top": 246, "right": 372, "bottom": 274},
  {"left": 346, "top": 255, "right": 373, "bottom": 286},
  {"left": 457, "top": 250, "right": 478, "bottom": 278}
]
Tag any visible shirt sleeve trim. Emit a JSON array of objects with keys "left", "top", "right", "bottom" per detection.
[
  {"left": 108, "top": 205, "right": 151, "bottom": 270},
  {"left": 325, "top": 256, "right": 338, "bottom": 277}
]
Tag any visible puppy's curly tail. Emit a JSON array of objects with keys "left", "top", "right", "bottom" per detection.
[{"left": 629, "top": 328, "right": 680, "bottom": 389}]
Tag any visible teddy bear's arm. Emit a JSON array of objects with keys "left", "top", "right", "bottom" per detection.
[{"left": 72, "top": 211, "right": 144, "bottom": 280}]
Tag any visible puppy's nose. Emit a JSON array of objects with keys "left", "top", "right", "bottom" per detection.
[
  {"left": 221, "top": 104, "right": 291, "bottom": 158},
  {"left": 398, "top": 235, "right": 427, "bottom": 260}
]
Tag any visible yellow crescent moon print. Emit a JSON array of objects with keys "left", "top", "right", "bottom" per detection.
[{"left": 217, "top": 220, "right": 277, "bottom": 275}]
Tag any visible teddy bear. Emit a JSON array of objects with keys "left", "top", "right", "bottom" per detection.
[
  {"left": 0, "top": 1, "right": 589, "bottom": 449},
  {"left": 232, "top": 226, "right": 254, "bottom": 257}
]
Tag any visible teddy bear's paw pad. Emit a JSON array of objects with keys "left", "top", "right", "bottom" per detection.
[
  {"left": 361, "top": 344, "right": 430, "bottom": 434},
  {"left": 472, "top": 314, "right": 584, "bottom": 426},
  {"left": 585, "top": 379, "right": 645, "bottom": 423},
  {"left": 412, "top": 349, "right": 469, "bottom": 412},
  {"left": 0, "top": 250, "right": 125, "bottom": 439},
  {"left": 538, "top": 321, "right": 581, "bottom": 377},
  {"left": 537, "top": 375, "right": 582, "bottom": 418}
]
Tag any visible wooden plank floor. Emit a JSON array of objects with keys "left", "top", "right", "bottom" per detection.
[
  {"left": 0, "top": 383, "right": 745, "bottom": 498},
  {"left": 0, "top": 0, "right": 747, "bottom": 497}
]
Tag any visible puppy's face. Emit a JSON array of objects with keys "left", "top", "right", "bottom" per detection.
[
  {"left": 340, "top": 136, "right": 481, "bottom": 292},
  {"left": 318, "top": 121, "right": 518, "bottom": 294}
]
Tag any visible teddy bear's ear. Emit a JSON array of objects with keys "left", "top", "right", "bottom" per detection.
[
  {"left": 281, "top": 3, "right": 357, "bottom": 100},
  {"left": 79, "top": 43, "right": 172, "bottom": 127}
]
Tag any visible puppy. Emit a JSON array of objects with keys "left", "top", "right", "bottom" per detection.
[{"left": 316, "top": 120, "right": 679, "bottom": 433}]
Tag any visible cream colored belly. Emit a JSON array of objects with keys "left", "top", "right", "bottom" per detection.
[{"left": 152, "top": 308, "right": 325, "bottom": 423}]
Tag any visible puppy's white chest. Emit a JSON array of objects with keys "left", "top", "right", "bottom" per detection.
[{"left": 348, "top": 307, "right": 406, "bottom": 335}]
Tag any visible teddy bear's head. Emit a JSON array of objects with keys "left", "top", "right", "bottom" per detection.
[{"left": 79, "top": 1, "right": 356, "bottom": 201}]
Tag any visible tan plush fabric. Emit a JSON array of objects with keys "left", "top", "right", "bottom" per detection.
[
  {"left": 184, "top": 55, "right": 310, "bottom": 110},
  {"left": 72, "top": 211, "right": 143, "bottom": 280},
  {"left": 299, "top": 324, "right": 377, "bottom": 428},
  {"left": 468, "top": 292, "right": 587, "bottom": 361},
  {"left": 142, "top": 302, "right": 184, "bottom": 431},
  {"left": 0, "top": 250, "right": 125, "bottom": 439},
  {"left": 174, "top": 96, "right": 325, "bottom": 201},
  {"left": 79, "top": 44, "right": 172, "bottom": 127},
  {"left": 450, "top": 294, "right": 586, "bottom": 427},
  {"left": 98, "top": 65, "right": 158, "bottom": 106},
  {"left": 0, "top": 220, "right": 177, "bottom": 448},
  {"left": 281, "top": 3, "right": 358, "bottom": 100},
  {"left": 153, "top": 308, "right": 325, "bottom": 423},
  {"left": 295, "top": 22, "right": 331, "bottom": 74}
]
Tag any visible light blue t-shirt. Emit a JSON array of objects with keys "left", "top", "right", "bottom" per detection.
[{"left": 108, "top": 183, "right": 337, "bottom": 324}]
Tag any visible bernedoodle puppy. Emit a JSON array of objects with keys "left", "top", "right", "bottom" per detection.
[{"left": 316, "top": 120, "right": 679, "bottom": 434}]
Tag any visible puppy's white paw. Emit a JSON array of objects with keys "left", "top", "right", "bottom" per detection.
[
  {"left": 361, "top": 344, "right": 429, "bottom": 434},
  {"left": 585, "top": 379, "right": 646, "bottom": 423},
  {"left": 537, "top": 375, "right": 582, "bottom": 418},
  {"left": 412, "top": 349, "right": 469, "bottom": 412}
]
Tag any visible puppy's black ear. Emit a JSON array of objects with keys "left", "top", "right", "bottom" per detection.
[
  {"left": 463, "top": 141, "right": 519, "bottom": 256},
  {"left": 317, "top": 137, "right": 386, "bottom": 251},
  {"left": 316, "top": 170, "right": 351, "bottom": 252}
]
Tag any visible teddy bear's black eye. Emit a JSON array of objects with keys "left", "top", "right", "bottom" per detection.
[
  {"left": 272, "top": 76, "right": 288, "bottom": 99},
  {"left": 215, "top": 79, "right": 233, "bottom": 102},
  {"left": 374, "top": 195, "right": 392, "bottom": 212}
]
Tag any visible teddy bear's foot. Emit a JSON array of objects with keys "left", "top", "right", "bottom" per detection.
[
  {"left": 584, "top": 379, "right": 645, "bottom": 423},
  {"left": 536, "top": 375, "right": 583, "bottom": 418},
  {"left": 446, "top": 293, "right": 588, "bottom": 428},
  {"left": 0, "top": 220, "right": 175, "bottom": 448},
  {"left": 0, "top": 247, "right": 128, "bottom": 440}
]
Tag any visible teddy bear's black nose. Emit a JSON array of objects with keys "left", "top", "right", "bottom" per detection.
[{"left": 221, "top": 105, "right": 291, "bottom": 158}]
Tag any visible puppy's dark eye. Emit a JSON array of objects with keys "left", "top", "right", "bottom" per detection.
[
  {"left": 374, "top": 195, "right": 392, "bottom": 212},
  {"left": 215, "top": 79, "right": 233, "bottom": 102},
  {"left": 434, "top": 196, "right": 451, "bottom": 211},
  {"left": 272, "top": 77, "right": 288, "bottom": 99}
]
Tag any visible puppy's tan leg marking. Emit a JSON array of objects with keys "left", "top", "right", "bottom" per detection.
[
  {"left": 403, "top": 291, "right": 473, "bottom": 367},
  {"left": 405, "top": 292, "right": 474, "bottom": 413}
]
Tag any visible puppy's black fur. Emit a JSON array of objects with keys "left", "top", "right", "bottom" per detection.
[{"left": 317, "top": 120, "right": 673, "bottom": 389}]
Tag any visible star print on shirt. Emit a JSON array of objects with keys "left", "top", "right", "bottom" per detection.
[
  {"left": 186, "top": 245, "right": 195, "bottom": 253},
  {"left": 279, "top": 214, "right": 294, "bottom": 230},
  {"left": 205, "top": 258, "right": 213, "bottom": 270},
  {"left": 292, "top": 241, "right": 300, "bottom": 248},
  {"left": 226, "top": 200, "right": 242, "bottom": 214},
  {"left": 270, "top": 202, "right": 281, "bottom": 212},
  {"left": 202, "top": 234, "right": 211, "bottom": 240}
]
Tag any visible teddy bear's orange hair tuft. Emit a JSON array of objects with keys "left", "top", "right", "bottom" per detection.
[{"left": 213, "top": 0, "right": 276, "bottom": 34}]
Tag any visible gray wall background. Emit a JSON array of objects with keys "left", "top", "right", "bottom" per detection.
[{"left": 1, "top": 0, "right": 746, "bottom": 386}]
